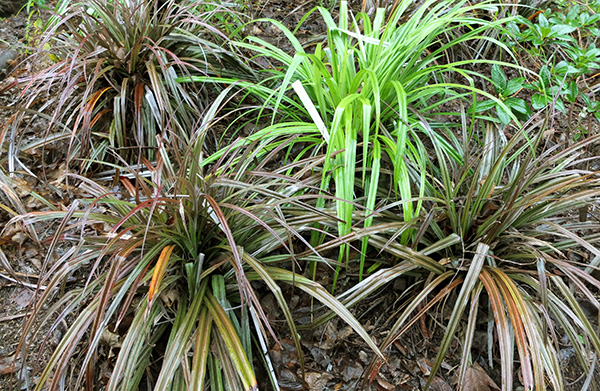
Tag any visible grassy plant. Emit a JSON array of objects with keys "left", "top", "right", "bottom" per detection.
[
  {"left": 343, "top": 117, "right": 600, "bottom": 389},
  {"left": 13, "top": 110, "right": 382, "bottom": 389},
  {"left": 183, "top": 0, "right": 521, "bottom": 285},
  {"left": 4, "top": 0, "right": 253, "bottom": 174}
]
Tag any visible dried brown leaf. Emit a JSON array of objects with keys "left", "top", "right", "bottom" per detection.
[
  {"left": 417, "top": 357, "right": 433, "bottom": 375},
  {"left": 12, "top": 288, "right": 33, "bottom": 309},
  {"left": 427, "top": 376, "right": 453, "bottom": 391},
  {"left": 462, "top": 363, "right": 500, "bottom": 391},
  {"left": 305, "top": 372, "right": 334, "bottom": 391},
  {"left": 100, "top": 329, "right": 121, "bottom": 349},
  {"left": 10, "top": 177, "right": 32, "bottom": 198},
  {"left": 0, "top": 354, "right": 19, "bottom": 374},
  {"left": 375, "top": 375, "right": 395, "bottom": 390},
  {"left": 419, "top": 375, "right": 453, "bottom": 391}
]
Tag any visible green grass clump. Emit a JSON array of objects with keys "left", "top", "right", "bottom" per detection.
[{"left": 184, "top": 0, "right": 525, "bottom": 285}]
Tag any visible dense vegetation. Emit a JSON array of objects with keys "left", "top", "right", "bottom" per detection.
[{"left": 1, "top": 0, "right": 600, "bottom": 389}]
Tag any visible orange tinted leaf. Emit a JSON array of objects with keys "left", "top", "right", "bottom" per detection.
[
  {"left": 85, "top": 87, "right": 112, "bottom": 114},
  {"left": 490, "top": 269, "right": 535, "bottom": 388},
  {"left": 148, "top": 245, "right": 175, "bottom": 302},
  {"left": 479, "top": 269, "right": 513, "bottom": 390},
  {"left": 90, "top": 108, "right": 111, "bottom": 127},
  {"left": 120, "top": 177, "right": 136, "bottom": 198},
  {"left": 134, "top": 82, "right": 144, "bottom": 126}
]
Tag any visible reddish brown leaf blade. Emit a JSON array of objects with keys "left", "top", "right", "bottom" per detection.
[
  {"left": 479, "top": 269, "right": 513, "bottom": 391},
  {"left": 487, "top": 268, "right": 534, "bottom": 385},
  {"left": 134, "top": 82, "right": 144, "bottom": 131}
]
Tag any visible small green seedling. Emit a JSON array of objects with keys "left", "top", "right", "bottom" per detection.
[
  {"left": 581, "top": 95, "right": 600, "bottom": 123},
  {"left": 474, "top": 64, "right": 531, "bottom": 124},
  {"left": 526, "top": 65, "right": 566, "bottom": 111},
  {"left": 513, "top": 12, "right": 576, "bottom": 48}
]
